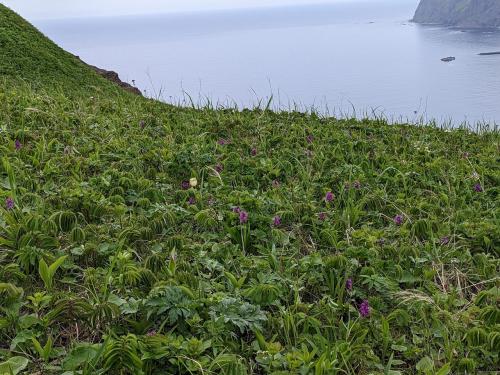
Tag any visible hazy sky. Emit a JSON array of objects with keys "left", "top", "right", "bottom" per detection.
[{"left": 1, "top": 0, "right": 351, "bottom": 20}]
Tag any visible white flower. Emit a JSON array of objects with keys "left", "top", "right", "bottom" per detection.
[{"left": 189, "top": 177, "right": 198, "bottom": 188}]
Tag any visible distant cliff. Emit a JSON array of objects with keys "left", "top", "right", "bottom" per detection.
[{"left": 413, "top": 0, "right": 500, "bottom": 28}]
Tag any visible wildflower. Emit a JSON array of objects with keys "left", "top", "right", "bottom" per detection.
[
  {"left": 273, "top": 215, "right": 282, "bottom": 227},
  {"left": 440, "top": 236, "right": 450, "bottom": 245},
  {"left": 272, "top": 180, "right": 280, "bottom": 189},
  {"left": 217, "top": 138, "right": 228, "bottom": 146},
  {"left": 325, "top": 191, "right": 334, "bottom": 202},
  {"left": 353, "top": 181, "right": 361, "bottom": 190},
  {"left": 146, "top": 330, "right": 157, "bottom": 337},
  {"left": 471, "top": 172, "right": 480, "bottom": 180},
  {"left": 305, "top": 150, "right": 313, "bottom": 158},
  {"left": 306, "top": 135, "right": 314, "bottom": 144},
  {"left": 346, "top": 278, "right": 353, "bottom": 292},
  {"left": 181, "top": 180, "right": 190, "bottom": 190},
  {"left": 474, "top": 183, "right": 483, "bottom": 192},
  {"left": 189, "top": 178, "right": 198, "bottom": 188},
  {"left": 393, "top": 214, "right": 404, "bottom": 226},
  {"left": 139, "top": 120, "right": 146, "bottom": 129},
  {"left": 215, "top": 163, "right": 224, "bottom": 173},
  {"left": 239, "top": 210, "right": 249, "bottom": 224},
  {"left": 251, "top": 147, "right": 257, "bottom": 156},
  {"left": 14, "top": 139, "right": 22, "bottom": 151},
  {"left": 462, "top": 152, "right": 470, "bottom": 159},
  {"left": 359, "top": 300, "right": 370, "bottom": 318},
  {"left": 318, "top": 212, "right": 327, "bottom": 221},
  {"left": 208, "top": 197, "right": 216, "bottom": 206},
  {"left": 5, "top": 197, "right": 14, "bottom": 210},
  {"left": 188, "top": 196, "right": 196, "bottom": 205},
  {"left": 233, "top": 206, "right": 241, "bottom": 214}
]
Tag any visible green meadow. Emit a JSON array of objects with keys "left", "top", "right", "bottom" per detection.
[{"left": 0, "top": 4, "right": 498, "bottom": 374}]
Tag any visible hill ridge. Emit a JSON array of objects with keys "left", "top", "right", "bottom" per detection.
[
  {"left": 0, "top": 4, "right": 138, "bottom": 95},
  {"left": 413, "top": 0, "right": 500, "bottom": 28}
]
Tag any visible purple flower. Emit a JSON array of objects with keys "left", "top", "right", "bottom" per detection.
[
  {"left": 139, "top": 120, "right": 146, "bottom": 129},
  {"left": 359, "top": 300, "right": 370, "bottom": 318},
  {"left": 14, "top": 139, "right": 22, "bottom": 151},
  {"left": 146, "top": 330, "right": 157, "bottom": 337},
  {"left": 217, "top": 138, "right": 228, "bottom": 146},
  {"left": 233, "top": 206, "right": 241, "bottom": 214},
  {"left": 272, "top": 180, "right": 280, "bottom": 189},
  {"left": 353, "top": 181, "right": 361, "bottom": 190},
  {"left": 215, "top": 163, "right": 224, "bottom": 173},
  {"left": 318, "top": 212, "right": 327, "bottom": 221},
  {"left": 239, "top": 210, "right": 249, "bottom": 224},
  {"left": 273, "top": 215, "right": 281, "bottom": 227},
  {"left": 346, "top": 278, "right": 353, "bottom": 292},
  {"left": 440, "top": 236, "right": 450, "bottom": 245},
  {"left": 306, "top": 135, "right": 314, "bottom": 144},
  {"left": 474, "top": 183, "right": 483, "bottom": 192},
  {"left": 5, "top": 197, "right": 14, "bottom": 210},
  {"left": 188, "top": 196, "right": 196, "bottom": 205},
  {"left": 325, "top": 191, "right": 334, "bottom": 202},
  {"left": 181, "top": 180, "right": 190, "bottom": 190},
  {"left": 251, "top": 147, "right": 257, "bottom": 156},
  {"left": 393, "top": 215, "right": 404, "bottom": 226}
]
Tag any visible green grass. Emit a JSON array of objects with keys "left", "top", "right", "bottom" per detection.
[
  {"left": 0, "top": 4, "right": 130, "bottom": 96},
  {"left": 0, "top": 4, "right": 499, "bottom": 375}
]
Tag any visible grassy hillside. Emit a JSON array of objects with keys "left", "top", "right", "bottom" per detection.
[
  {"left": 0, "top": 4, "right": 499, "bottom": 375},
  {"left": 0, "top": 4, "right": 132, "bottom": 95}
]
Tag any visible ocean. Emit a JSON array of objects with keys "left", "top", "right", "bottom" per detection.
[{"left": 35, "top": 0, "right": 500, "bottom": 126}]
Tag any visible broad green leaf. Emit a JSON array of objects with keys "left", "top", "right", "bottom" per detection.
[
  {"left": 63, "top": 344, "right": 101, "bottom": 370},
  {"left": 48, "top": 255, "right": 68, "bottom": 276},
  {"left": 38, "top": 259, "right": 50, "bottom": 289},
  {"left": 38, "top": 256, "right": 67, "bottom": 290},
  {"left": 416, "top": 356, "right": 434, "bottom": 373},
  {"left": 435, "top": 363, "right": 451, "bottom": 375},
  {"left": 0, "top": 357, "right": 29, "bottom": 375},
  {"left": 31, "top": 337, "right": 44, "bottom": 359}
]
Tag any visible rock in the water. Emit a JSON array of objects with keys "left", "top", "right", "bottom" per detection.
[
  {"left": 413, "top": 0, "right": 500, "bottom": 29},
  {"left": 478, "top": 51, "right": 500, "bottom": 56},
  {"left": 441, "top": 56, "right": 456, "bottom": 62}
]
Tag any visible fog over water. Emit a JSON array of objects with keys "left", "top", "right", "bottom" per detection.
[{"left": 14, "top": 0, "right": 500, "bottom": 125}]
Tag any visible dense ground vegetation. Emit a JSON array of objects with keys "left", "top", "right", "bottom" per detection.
[{"left": 0, "top": 4, "right": 499, "bottom": 375}]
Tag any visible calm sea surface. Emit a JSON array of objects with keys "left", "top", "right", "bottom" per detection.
[{"left": 35, "top": 0, "right": 500, "bottom": 126}]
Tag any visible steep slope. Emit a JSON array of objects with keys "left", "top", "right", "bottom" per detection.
[
  {"left": 413, "top": 0, "right": 500, "bottom": 28},
  {"left": 0, "top": 4, "right": 499, "bottom": 375},
  {"left": 0, "top": 4, "right": 134, "bottom": 95}
]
